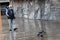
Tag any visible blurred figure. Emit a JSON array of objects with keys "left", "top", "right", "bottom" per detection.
[{"left": 6, "top": 5, "right": 17, "bottom": 31}]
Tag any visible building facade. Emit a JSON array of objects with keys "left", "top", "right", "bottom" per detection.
[
  {"left": 0, "top": 0, "right": 9, "bottom": 2},
  {"left": 0, "top": 0, "right": 60, "bottom": 20},
  {"left": 10, "top": 0, "right": 45, "bottom": 19}
]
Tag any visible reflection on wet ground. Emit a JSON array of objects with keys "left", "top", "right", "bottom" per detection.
[
  {"left": 0, "top": 30, "right": 3, "bottom": 40},
  {"left": 1, "top": 17, "right": 60, "bottom": 40}
]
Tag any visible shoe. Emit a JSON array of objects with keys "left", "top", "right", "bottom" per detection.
[
  {"left": 9, "top": 29, "right": 12, "bottom": 31},
  {"left": 14, "top": 28, "right": 18, "bottom": 31}
]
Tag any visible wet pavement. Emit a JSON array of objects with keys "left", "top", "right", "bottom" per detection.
[{"left": 1, "top": 17, "right": 60, "bottom": 40}]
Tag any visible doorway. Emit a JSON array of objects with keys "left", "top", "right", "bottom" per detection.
[{"left": 0, "top": 2, "right": 9, "bottom": 16}]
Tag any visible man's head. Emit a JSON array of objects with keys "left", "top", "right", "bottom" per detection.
[{"left": 8, "top": 5, "right": 12, "bottom": 9}]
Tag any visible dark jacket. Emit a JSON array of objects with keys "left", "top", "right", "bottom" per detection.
[{"left": 7, "top": 9, "right": 15, "bottom": 19}]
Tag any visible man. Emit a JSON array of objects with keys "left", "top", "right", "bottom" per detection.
[{"left": 6, "top": 5, "right": 17, "bottom": 31}]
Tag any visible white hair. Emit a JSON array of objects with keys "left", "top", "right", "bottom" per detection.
[{"left": 8, "top": 5, "right": 12, "bottom": 8}]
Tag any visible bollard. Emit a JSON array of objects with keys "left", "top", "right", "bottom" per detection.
[
  {"left": 0, "top": 9, "right": 3, "bottom": 40},
  {"left": 0, "top": 9, "right": 2, "bottom": 30}
]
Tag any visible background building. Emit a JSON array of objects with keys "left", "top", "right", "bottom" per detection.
[
  {"left": 0, "top": 0, "right": 60, "bottom": 20},
  {"left": 10, "top": 0, "right": 60, "bottom": 20}
]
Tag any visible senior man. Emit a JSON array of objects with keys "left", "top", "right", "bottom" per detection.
[{"left": 6, "top": 5, "right": 17, "bottom": 31}]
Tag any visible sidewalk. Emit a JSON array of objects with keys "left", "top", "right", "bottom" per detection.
[{"left": 1, "top": 17, "right": 60, "bottom": 40}]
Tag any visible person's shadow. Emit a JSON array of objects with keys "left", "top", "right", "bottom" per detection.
[{"left": 34, "top": 20, "right": 48, "bottom": 40}]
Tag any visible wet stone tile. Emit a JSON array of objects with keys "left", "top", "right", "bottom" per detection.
[{"left": 1, "top": 18, "right": 60, "bottom": 40}]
